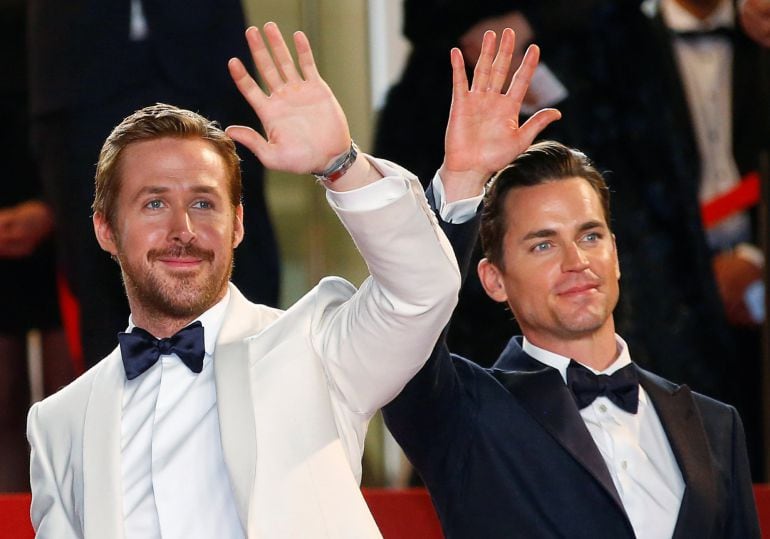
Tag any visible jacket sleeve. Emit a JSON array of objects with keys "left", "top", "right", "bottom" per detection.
[
  {"left": 382, "top": 189, "right": 481, "bottom": 478},
  {"left": 310, "top": 158, "right": 461, "bottom": 416},
  {"left": 725, "top": 407, "right": 761, "bottom": 539}
]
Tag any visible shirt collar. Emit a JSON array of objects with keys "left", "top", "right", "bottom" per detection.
[
  {"left": 522, "top": 334, "right": 633, "bottom": 385},
  {"left": 126, "top": 288, "right": 231, "bottom": 357},
  {"left": 660, "top": 0, "right": 734, "bottom": 32}
]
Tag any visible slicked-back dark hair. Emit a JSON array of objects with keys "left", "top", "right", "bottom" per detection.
[{"left": 480, "top": 140, "right": 611, "bottom": 269}]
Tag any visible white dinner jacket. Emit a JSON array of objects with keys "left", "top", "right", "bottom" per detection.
[{"left": 27, "top": 171, "right": 460, "bottom": 538}]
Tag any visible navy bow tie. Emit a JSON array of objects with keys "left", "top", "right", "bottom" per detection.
[
  {"left": 566, "top": 360, "right": 639, "bottom": 414},
  {"left": 118, "top": 321, "right": 205, "bottom": 380}
]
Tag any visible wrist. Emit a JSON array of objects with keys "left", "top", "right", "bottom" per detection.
[
  {"left": 322, "top": 151, "right": 384, "bottom": 192},
  {"left": 437, "top": 163, "right": 490, "bottom": 203},
  {"left": 313, "top": 141, "right": 358, "bottom": 182}
]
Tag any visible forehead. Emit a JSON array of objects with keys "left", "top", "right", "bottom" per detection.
[
  {"left": 503, "top": 177, "right": 607, "bottom": 234},
  {"left": 118, "top": 137, "right": 228, "bottom": 196}
]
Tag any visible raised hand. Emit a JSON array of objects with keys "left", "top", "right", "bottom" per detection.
[
  {"left": 226, "top": 22, "right": 351, "bottom": 175},
  {"left": 440, "top": 28, "right": 561, "bottom": 201}
]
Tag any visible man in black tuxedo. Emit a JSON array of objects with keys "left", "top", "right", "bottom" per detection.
[
  {"left": 28, "top": 0, "right": 280, "bottom": 367},
  {"left": 384, "top": 139, "right": 760, "bottom": 538}
]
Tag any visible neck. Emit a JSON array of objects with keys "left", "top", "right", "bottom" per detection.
[
  {"left": 130, "top": 314, "right": 200, "bottom": 339},
  {"left": 673, "top": 0, "right": 722, "bottom": 20},
  {"left": 525, "top": 321, "right": 619, "bottom": 371},
  {"left": 127, "top": 289, "right": 227, "bottom": 338}
]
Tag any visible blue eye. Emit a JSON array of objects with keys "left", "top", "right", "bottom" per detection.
[
  {"left": 583, "top": 232, "right": 602, "bottom": 242},
  {"left": 532, "top": 242, "right": 551, "bottom": 252},
  {"left": 192, "top": 200, "right": 213, "bottom": 209},
  {"left": 146, "top": 199, "right": 163, "bottom": 209}
]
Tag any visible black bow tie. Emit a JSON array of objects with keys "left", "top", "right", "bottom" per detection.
[
  {"left": 674, "top": 26, "right": 734, "bottom": 41},
  {"left": 118, "top": 321, "right": 205, "bottom": 380},
  {"left": 566, "top": 360, "right": 639, "bottom": 414}
]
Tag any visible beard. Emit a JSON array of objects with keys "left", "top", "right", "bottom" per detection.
[{"left": 118, "top": 243, "right": 233, "bottom": 321}]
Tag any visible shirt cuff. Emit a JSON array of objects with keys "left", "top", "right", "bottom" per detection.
[
  {"left": 325, "top": 154, "right": 409, "bottom": 211},
  {"left": 431, "top": 172, "right": 484, "bottom": 224}
]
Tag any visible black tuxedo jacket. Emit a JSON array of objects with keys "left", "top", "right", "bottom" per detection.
[{"left": 383, "top": 210, "right": 760, "bottom": 538}]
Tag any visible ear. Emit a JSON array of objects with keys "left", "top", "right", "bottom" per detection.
[
  {"left": 232, "top": 204, "right": 245, "bottom": 249},
  {"left": 93, "top": 212, "right": 118, "bottom": 256},
  {"left": 611, "top": 233, "right": 621, "bottom": 280},
  {"left": 478, "top": 257, "right": 509, "bottom": 303}
]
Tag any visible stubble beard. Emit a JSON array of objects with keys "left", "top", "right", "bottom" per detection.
[{"left": 119, "top": 244, "right": 233, "bottom": 321}]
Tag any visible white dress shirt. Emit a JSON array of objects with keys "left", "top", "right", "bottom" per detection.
[
  {"left": 523, "top": 336, "right": 685, "bottom": 539},
  {"left": 120, "top": 156, "right": 409, "bottom": 538},
  {"left": 122, "top": 291, "right": 243, "bottom": 539},
  {"left": 661, "top": 0, "right": 751, "bottom": 250}
]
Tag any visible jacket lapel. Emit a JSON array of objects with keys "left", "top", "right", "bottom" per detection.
[
  {"left": 638, "top": 369, "right": 718, "bottom": 538},
  {"left": 491, "top": 342, "right": 627, "bottom": 515},
  {"left": 83, "top": 351, "right": 126, "bottom": 539},
  {"left": 213, "top": 284, "right": 276, "bottom": 529},
  {"left": 214, "top": 339, "right": 256, "bottom": 529}
]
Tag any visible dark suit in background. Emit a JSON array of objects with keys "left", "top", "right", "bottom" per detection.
[
  {"left": 28, "top": 0, "right": 280, "bottom": 367},
  {"left": 383, "top": 210, "right": 760, "bottom": 539}
]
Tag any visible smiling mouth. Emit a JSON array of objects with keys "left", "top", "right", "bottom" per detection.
[
  {"left": 557, "top": 283, "right": 599, "bottom": 296},
  {"left": 149, "top": 246, "right": 214, "bottom": 268},
  {"left": 157, "top": 257, "right": 203, "bottom": 268}
]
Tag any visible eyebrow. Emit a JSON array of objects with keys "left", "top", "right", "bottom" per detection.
[
  {"left": 520, "top": 220, "right": 606, "bottom": 242},
  {"left": 133, "top": 184, "right": 220, "bottom": 199}
]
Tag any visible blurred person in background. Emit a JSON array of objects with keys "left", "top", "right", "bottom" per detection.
[{"left": 0, "top": 0, "right": 74, "bottom": 493}]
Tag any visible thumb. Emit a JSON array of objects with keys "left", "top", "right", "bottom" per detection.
[
  {"left": 226, "top": 125, "right": 269, "bottom": 163},
  {"left": 518, "top": 108, "right": 562, "bottom": 147}
]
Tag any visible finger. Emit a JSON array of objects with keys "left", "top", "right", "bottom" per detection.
[
  {"left": 262, "top": 21, "right": 302, "bottom": 84},
  {"left": 245, "top": 25, "right": 283, "bottom": 92},
  {"left": 507, "top": 44, "right": 539, "bottom": 102},
  {"left": 228, "top": 58, "right": 267, "bottom": 113},
  {"left": 517, "top": 108, "right": 562, "bottom": 146},
  {"left": 489, "top": 28, "right": 515, "bottom": 93},
  {"left": 449, "top": 47, "right": 469, "bottom": 104},
  {"left": 293, "top": 30, "right": 320, "bottom": 81},
  {"left": 470, "top": 31, "right": 497, "bottom": 92},
  {"left": 225, "top": 125, "right": 270, "bottom": 163}
]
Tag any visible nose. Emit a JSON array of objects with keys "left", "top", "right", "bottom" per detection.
[
  {"left": 168, "top": 208, "right": 196, "bottom": 245},
  {"left": 561, "top": 241, "right": 589, "bottom": 272}
]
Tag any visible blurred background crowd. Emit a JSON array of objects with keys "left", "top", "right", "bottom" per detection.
[{"left": 2, "top": 0, "right": 768, "bottom": 491}]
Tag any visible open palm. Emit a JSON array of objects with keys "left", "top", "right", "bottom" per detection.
[
  {"left": 226, "top": 23, "right": 350, "bottom": 174},
  {"left": 443, "top": 29, "right": 561, "bottom": 188}
]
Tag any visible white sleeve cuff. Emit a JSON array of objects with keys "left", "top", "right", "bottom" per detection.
[{"left": 431, "top": 172, "right": 484, "bottom": 224}]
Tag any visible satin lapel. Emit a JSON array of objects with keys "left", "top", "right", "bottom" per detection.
[
  {"left": 491, "top": 366, "right": 626, "bottom": 513},
  {"left": 638, "top": 370, "right": 717, "bottom": 539},
  {"left": 214, "top": 285, "right": 261, "bottom": 529},
  {"left": 214, "top": 339, "right": 255, "bottom": 530},
  {"left": 83, "top": 352, "right": 125, "bottom": 539}
]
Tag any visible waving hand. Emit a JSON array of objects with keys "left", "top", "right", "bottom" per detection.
[
  {"left": 440, "top": 28, "right": 561, "bottom": 201},
  {"left": 226, "top": 23, "right": 351, "bottom": 175}
]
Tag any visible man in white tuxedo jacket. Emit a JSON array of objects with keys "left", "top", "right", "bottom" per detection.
[
  {"left": 24, "top": 22, "right": 463, "bottom": 538},
  {"left": 26, "top": 22, "right": 557, "bottom": 538}
]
